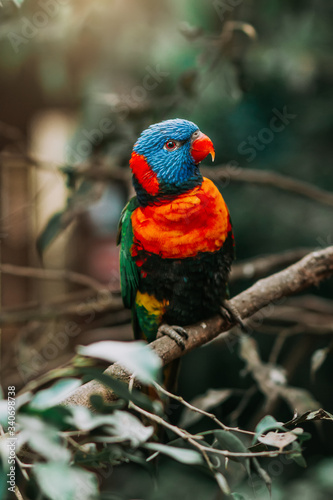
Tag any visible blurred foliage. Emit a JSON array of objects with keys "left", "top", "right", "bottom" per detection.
[
  {"left": 1, "top": 0, "right": 333, "bottom": 499},
  {"left": 1, "top": 340, "right": 332, "bottom": 499}
]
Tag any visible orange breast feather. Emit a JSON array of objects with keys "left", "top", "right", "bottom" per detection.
[{"left": 131, "top": 177, "right": 231, "bottom": 259}]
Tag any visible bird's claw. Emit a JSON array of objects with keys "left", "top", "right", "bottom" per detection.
[
  {"left": 157, "top": 324, "right": 188, "bottom": 350},
  {"left": 220, "top": 300, "right": 249, "bottom": 333}
]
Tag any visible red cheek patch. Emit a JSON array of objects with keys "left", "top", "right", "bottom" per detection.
[{"left": 130, "top": 152, "right": 160, "bottom": 196}]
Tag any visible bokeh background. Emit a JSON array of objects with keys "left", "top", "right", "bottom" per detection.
[{"left": 1, "top": 0, "right": 333, "bottom": 498}]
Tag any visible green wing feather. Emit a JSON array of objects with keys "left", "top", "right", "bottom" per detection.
[{"left": 117, "top": 197, "right": 140, "bottom": 309}]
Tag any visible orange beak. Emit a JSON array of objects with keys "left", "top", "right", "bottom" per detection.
[{"left": 190, "top": 132, "right": 215, "bottom": 164}]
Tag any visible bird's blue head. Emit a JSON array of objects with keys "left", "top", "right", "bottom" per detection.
[{"left": 130, "top": 118, "right": 215, "bottom": 205}]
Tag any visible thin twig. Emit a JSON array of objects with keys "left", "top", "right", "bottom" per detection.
[
  {"left": 130, "top": 395, "right": 294, "bottom": 458},
  {"left": 268, "top": 326, "right": 304, "bottom": 365},
  {"left": 0, "top": 263, "right": 105, "bottom": 292},
  {"left": 128, "top": 378, "right": 227, "bottom": 492},
  {"left": 15, "top": 457, "right": 34, "bottom": 469},
  {"left": 0, "top": 290, "right": 123, "bottom": 325},
  {"left": 65, "top": 435, "right": 91, "bottom": 453},
  {"left": 153, "top": 381, "right": 255, "bottom": 437},
  {"left": 248, "top": 305, "right": 333, "bottom": 334},
  {"left": 229, "top": 385, "right": 257, "bottom": 424},
  {"left": 14, "top": 486, "right": 25, "bottom": 500},
  {"left": 1, "top": 288, "right": 99, "bottom": 315},
  {"left": 4, "top": 150, "right": 333, "bottom": 208},
  {"left": 230, "top": 248, "right": 315, "bottom": 282},
  {"left": 15, "top": 456, "right": 32, "bottom": 481}
]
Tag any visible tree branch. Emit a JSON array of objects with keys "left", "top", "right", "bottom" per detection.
[
  {"left": 4, "top": 151, "right": 333, "bottom": 209},
  {"left": 0, "top": 292, "right": 123, "bottom": 325},
  {"left": 62, "top": 246, "right": 333, "bottom": 408},
  {"left": 0, "top": 263, "right": 105, "bottom": 292},
  {"left": 230, "top": 247, "right": 314, "bottom": 282},
  {"left": 0, "top": 248, "right": 314, "bottom": 324}
]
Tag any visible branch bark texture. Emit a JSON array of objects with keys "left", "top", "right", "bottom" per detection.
[{"left": 62, "top": 246, "right": 333, "bottom": 408}]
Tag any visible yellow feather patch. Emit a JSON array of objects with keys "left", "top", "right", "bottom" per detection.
[{"left": 136, "top": 291, "right": 169, "bottom": 318}]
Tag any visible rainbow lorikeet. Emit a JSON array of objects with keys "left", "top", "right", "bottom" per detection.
[{"left": 118, "top": 118, "right": 240, "bottom": 349}]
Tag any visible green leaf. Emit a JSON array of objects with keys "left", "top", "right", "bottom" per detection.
[
  {"left": 67, "top": 179, "right": 100, "bottom": 207},
  {"left": 18, "top": 415, "right": 70, "bottom": 462},
  {"left": 0, "top": 391, "right": 32, "bottom": 427},
  {"left": 27, "top": 406, "right": 72, "bottom": 431},
  {"left": 0, "top": 439, "right": 10, "bottom": 472},
  {"left": 0, "top": 401, "right": 7, "bottom": 428},
  {"left": 37, "top": 210, "right": 73, "bottom": 257},
  {"left": 12, "top": 0, "right": 24, "bottom": 6},
  {"left": 78, "top": 340, "right": 162, "bottom": 384},
  {"left": 66, "top": 408, "right": 153, "bottom": 447},
  {"left": 66, "top": 406, "right": 115, "bottom": 431},
  {"left": 34, "top": 463, "right": 98, "bottom": 500},
  {"left": 60, "top": 165, "right": 77, "bottom": 189},
  {"left": 284, "top": 408, "right": 333, "bottom": 428},
  {"left": 73, "top": 444, "right": 110, "bottom": 467},
  {"left": 290, "top": 441, "right": 307, "bottom": 468},
  {"left": 252, "top": 457, "right": 272, "bottom": 494},
  {"left": 214, "top": 471, "right": 231, "bottom": 495},
  {"left": 213, "top": 430, "right": 250, "bottom": 475},
  {"left": 29, "top": 379, "right": 81, "bottom": 410},
  {"left": 253, "top": 415, "right": 286, "bottom": 444},
  {"left": 144, "top": 442, "right": 204, "bottom": 465},
  {"left": 295, "top": 431, "right": 312, "bottom": 444},
  {"left": 0, "top": 464, "right": 7, "bottom": 500},
  {"left": 258, "top": 431, "right": 297, "bottom": 450},
  {"left": 103, "top": 410, "right": 154, "bottom": 446},
  {"left": 89, "top": 393, "right": 125, "bottom": 412},
  {"left": 247, "top": 442, "right": 268, "bottom": 453},
  {"left": 314, "top": 458, "right": 333, "bottom": 488},
  {"left": 82, "top": 369, "right": 162, "bottom": 414}
]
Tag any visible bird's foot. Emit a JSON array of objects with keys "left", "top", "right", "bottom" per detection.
[
  {"left": 220, "top": 300, "right": 249, "bottom": 333},
  {"left": 157, "top": 324, "right": 188, "bottom": 350}
]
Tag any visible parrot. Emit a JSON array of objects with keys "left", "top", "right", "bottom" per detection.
[{"left": 117, "top": 118, "right": 243, "bottom": 353}]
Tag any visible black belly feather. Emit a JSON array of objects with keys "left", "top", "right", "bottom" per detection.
[{"left": 136, "top": 230, "right": 234, "bottom": 326}]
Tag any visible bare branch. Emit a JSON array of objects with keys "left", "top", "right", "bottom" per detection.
[
  {"left": 3, "top": 150, "right": 333, "bottom": 208},
  {"left": 0, "top": 263, "right": 105, "bottom": 292},
  {"left": 153, "top": 381, "right": 255, "bottom": 437},
  {"left": 61, "top": 246, "right": 333, "bottom": 408},
  {"left": 248, "top": 305, "right": 333, "bottom": 335},
  {"left": 0, "top": 291, "right": 123, "bottom": 325},
  {"left": 230, "top": 248, "right": 314, "bottom": 281}
]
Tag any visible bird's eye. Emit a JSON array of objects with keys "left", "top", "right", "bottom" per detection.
[{"left": 164, "top": 140, "right": 178, "bottom": 151}]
